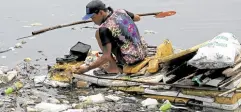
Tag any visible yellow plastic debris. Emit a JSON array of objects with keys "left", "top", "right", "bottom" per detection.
[
  {"left": 156, "top": 39, "right": 174, "bottom": 58},
  {"left": 123, "top": 58, "right": 151, "bottom": 74},
  {"left": 50, "top": 72, "right": 71, "bottom": 82},
  {"left": 52, "top": 62, "right": 84, "bottom": 71},
  {"left": 147, "top": 58, "right": 159, "bottom": 73},
  {"left": 147, "top": 39, "right": 174, "bottom": 73},
  {"left": 123, "top": 65, "right": 132, "bottom": 74},
  {"left": 49, "top": 62, "right": 84, "bottom": 82},
  {"left": 24, "top": 58, "right": 32, "bottom": 62}
]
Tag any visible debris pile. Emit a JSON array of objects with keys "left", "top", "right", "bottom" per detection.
[{"left": 1, "top": 32, "right": 241, "bottom": 112}]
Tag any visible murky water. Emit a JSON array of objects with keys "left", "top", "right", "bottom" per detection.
[
  {"left": 0, "top": 1, "right": 241, "bottom": 111},
  {"left": 1, "top": 0, "right": 241, "bottom": 67}
]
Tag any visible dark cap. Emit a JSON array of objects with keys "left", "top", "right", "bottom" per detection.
[{"left": 82, "top": 0, "right": 106, "bottom": 20}]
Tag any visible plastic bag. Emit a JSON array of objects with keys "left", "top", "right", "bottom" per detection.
[{"left": 188, "top": 32, "right": 241, "bottom": 69}]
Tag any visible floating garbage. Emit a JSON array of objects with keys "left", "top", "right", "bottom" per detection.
[
  {"left": 78, "top": 93, "right": 105, "bottom": 104},
  {"left": 21, "top": 41, "right": 27, "bottom": 44},
  {"left": 0, "top": 70, "right": 18, "bottom": 84},
  {"left": 26, "top": 107, "right": 37, "bottom": 112},
  {"left": 144, "top": 30, "right": 157, "bottom": 34},
  {"left": 14, "top": 43, "right": 22, "bottom": 48},
  {"left": 159, "top": 100, "right": 188, "bottom": 111},
  {"left": 9, "top": 47, "right": 15, "bottom": 51},
  {"left": 105, "top": 95, "right": 121, "bottom": 102},
  {"left": 64, "top": 109, "right": 84, "bottom": 112},
  {"left": 46, "top": 97, "right": 61, "bottom": 104},
  {"left": 44, "top": 80, "right": 70, "bottom": 87},
  {"left": 1, "top": 81, "right": 23, "bottom": 95},
  {"left": 76, "top": 80, "right": 90, "bottom": 88},
  {"left": 31, "top": 23, "right": 42, "bottom": 26},
  {"left": 24, "top": 57, "right": 32, "bottom": 62},
  {"left": 159, "top": 100, "right": 172, "bottom": 111},
  {"left": 141, "top": 98, "right": 158, "bottom": 109},
  {"left": 35, "top": 102, "right": 71, "bottom": 112},
  {"left": 34, "top": 75, "right": 47, "bottom": 84}
]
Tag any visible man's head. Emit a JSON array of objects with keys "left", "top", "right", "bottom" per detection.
[{"left": 82, "top": 0, "right": 108, "bottom": 25}]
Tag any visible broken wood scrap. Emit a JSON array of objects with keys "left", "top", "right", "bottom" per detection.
[
  {"left": 143, "top": 84, "right": 172, "bottom": 90},
  {"left": 166, "top": 62, "right": 197, "bottom": 84},
  {"left": 235, "top": 53, "right": 241, "bottom": 64},
  {"left": 111, "top": 86, "right": 144, "bottom": 93},
  {"left": 173, "top": 69, "right": 211, "bottom": 86},
  {"left": 222, "top": 54, "right": 241, "bottom": 77},
  {"left": 73, "top": 74, "right": 142, "bottom": 86},
  {"left": 196, "top": 69, "right": 225, "bottom": 87},
  {"left": 225, "top": 78, "right": 241, "bottom": 90},
  {"left": 222, "top": 63, "right": 241, "bottom": 77},
  {"left": 143, "top": 89, "right": 214, "bottom": 103},
  {"left": 174, "top": 72, "right": 196, "bottom": 84},
  {"left": 218, "top": 82, "right": 241, "bottom": 96},
  {"left": 192, "top": 69, "right": 223, "bottom": 86},
  {"left": 162, "top": 74, "right": 176, "bottom": 84},
  {"left": 73, "top": 73, "right": 230, "bottom": 91},
  {"left": 181, "top": 89, "right": 241, "bottom": 105},
  {"left": 219, "top": 72, "right": 241, "bottom": 88},
  {"left": 158, "top": 41, "right": 208, "bottom": 63},
  {"left": 143, "top": 95, "right": 191, "bottom": 104},
  {"left": 165, "top": 61, "right": 187, "bottom": 76},
  {"left": 181, "top": 89, "right": 222, "bottom": 97},
  {"left": 203, "top": 76, "right": 226, "bottom": 87},
  {"left": 147, "top": 49, "right": 156, "bottom": 52}
]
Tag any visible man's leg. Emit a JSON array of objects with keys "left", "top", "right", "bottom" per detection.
[{"left": 104, "top": 55, "right": 121, "bottom": 73}]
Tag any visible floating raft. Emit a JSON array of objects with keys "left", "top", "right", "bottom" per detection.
[{"left": 49, "top": 40, "right": 241, "bottom": 111}]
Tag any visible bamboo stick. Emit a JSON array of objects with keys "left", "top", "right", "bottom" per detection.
[
  {"left": 73, "top": 73, "right": 229, "bottom": 91},
  {"left": 17, "top": 11, "right": 176, "bottom": 40},
  {"left": 218, "top": 81, "right": 241, "bottom": 96},
  {"left": 222, "top": 54, "right": 241, "bottom": 77},
  {"left": 143, "top": 95, "right": 189, "bottom": 104},
  {"left": 219, "top": 72, "right": 241, "bottom": 88}
]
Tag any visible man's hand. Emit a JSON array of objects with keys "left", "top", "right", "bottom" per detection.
[{"left": 72, "top": 64, "right": 89, "bottom": 74}]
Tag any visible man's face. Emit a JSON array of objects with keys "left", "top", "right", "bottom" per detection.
[{"left": 91, "top": 11, "right": 103, "bottom": 25}]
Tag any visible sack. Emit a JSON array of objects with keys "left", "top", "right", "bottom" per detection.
[
  {"left": 70, "top": 41, "right": 91, "bottom": 61},
  {"left": 188, "top": 32, "right": 241, "bottom": 69}
]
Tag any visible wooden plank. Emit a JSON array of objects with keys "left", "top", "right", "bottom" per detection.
[
  {"left": 222, "top": 54, "right": 241, "bottom": 77},
  {"left": 158, "top": 41, "right": 208, "bottom": 63},
  {"left": 204, "top": 77, "right": 225, "bottom": 87}
]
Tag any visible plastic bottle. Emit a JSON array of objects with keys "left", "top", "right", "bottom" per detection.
[{"left": 1, "top": 81, "right": 23, "bottom": 95}]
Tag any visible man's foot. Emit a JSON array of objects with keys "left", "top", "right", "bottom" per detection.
[
  {"left": 104, "top": 67, "right": 120, "bottom": 74},
  {"left": 93, "top": 68, "right": 118, "bottom": 76}
]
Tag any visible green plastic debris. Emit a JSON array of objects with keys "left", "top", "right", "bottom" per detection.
[{"left": 159, "top": 100, "right": 172, "bottom": 112}]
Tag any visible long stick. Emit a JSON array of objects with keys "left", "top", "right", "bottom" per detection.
[
  {"left": 17, "top": 11, "right": 176, "bottom": 40},
  {"left": 218, "top": 79, "right": 241, "bottom": 96},
  {"left": 31, "top": 12, "right": 165, "bottom": 35},
  {"left": 0, "top": 48, "right": 11, "bottom": 54},
  {"left": 73, "top": 73, "right": 230, "bottom": 91}
]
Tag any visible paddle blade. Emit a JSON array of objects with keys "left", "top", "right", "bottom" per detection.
[{"left": 155, "top": 11, "right": 176, "bottom": 18}]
